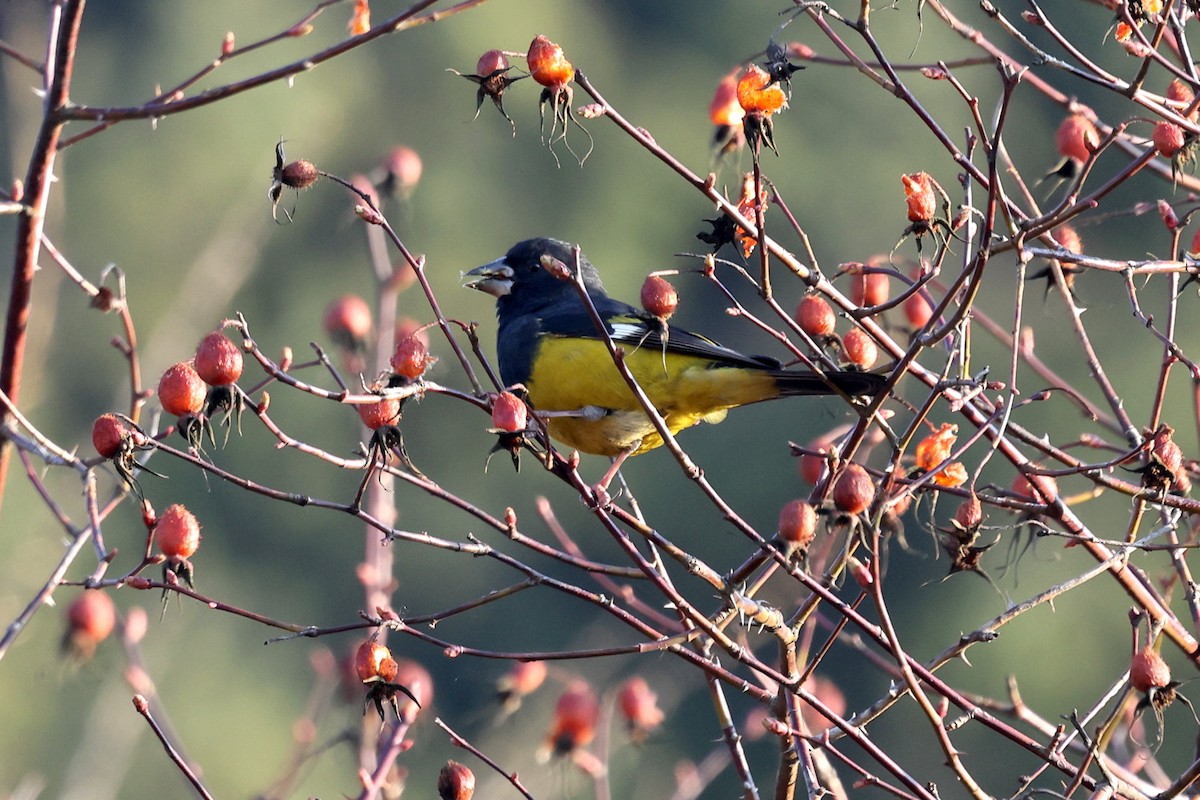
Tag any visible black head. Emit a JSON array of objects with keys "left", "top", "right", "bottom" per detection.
[{"left": 466, "top": 238, "right": 608, "bottom": 317}]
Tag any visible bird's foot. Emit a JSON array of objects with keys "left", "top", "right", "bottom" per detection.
[
  {"left": 588, "top": 482, "right": 614, "bottom": 509},
  {"left": 541, "top": 405, "right": 608, "bottom": 421}
]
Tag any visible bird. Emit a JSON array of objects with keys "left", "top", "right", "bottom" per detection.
[{"left": 466, "top": 237, "right": 887, "bottom": 500}]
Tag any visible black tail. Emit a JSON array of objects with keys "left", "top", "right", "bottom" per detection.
[{"left": 773, "top": 369, "right": 888, "bottom": 398}]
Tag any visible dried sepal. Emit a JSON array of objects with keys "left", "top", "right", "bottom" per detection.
[
  {"left": 353, "top": 638, "right": 423, "bottom": 724},
  {"left": 353, "top": 388, "right": 424, "bottom": 506},
  {"left": 736, "top": 64, "right": 787, "bottom": 156},
  {"left": 486, "top": 389, "right": 530, "bottom": 473},
  {"left": 92, "top": 413, "right": 159, "bottom": 499},
  {"left": 449, "top": 49, "right": 528, "bottom": 136},
  {"left": 525, "top": 36, "right": 591, "bottom": 165},
  {"left": 896, "top": 171, "right": 952, "bottom": 253},
  {"left": 265, "top": 141, "right": 327, "bottom": 222}
]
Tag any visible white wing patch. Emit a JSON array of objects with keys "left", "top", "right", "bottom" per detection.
[{"left": 609, "top": 322, "right": 647, "bottom": 342}]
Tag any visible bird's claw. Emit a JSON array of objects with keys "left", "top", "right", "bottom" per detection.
[{"left": 587, "top": 482, "right": 615, "bottom": 509}]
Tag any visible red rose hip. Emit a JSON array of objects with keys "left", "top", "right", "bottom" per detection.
[
  {"left": 194, "top": 331, "right": 243, "bottom": 386},
  {"left": 158, "top": 362, "right": 206, "bottom": 417},
  {"left": 640, "top": 275, "right": 678, "bottom": 320},
  {"left": 833, "top": 463, "right": 875, "bottom": 515},
  {"left": 358, "top": 397, "right": 401, "bottom": 430},
  {"left": 92, "top": 413, "right": 129, "bottom": 459},
  {"left": 156, "top": 503, "right": 201, "bottom": 561},
  {"left": 796, "top": 294, "right": 836, "bottom": 337}
]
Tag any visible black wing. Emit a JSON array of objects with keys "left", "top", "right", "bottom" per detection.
[{"left": 536, "top": 295, "right": 784, "bottom": 371}]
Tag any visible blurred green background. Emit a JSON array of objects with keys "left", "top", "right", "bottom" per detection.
[{"left": 0, "top": 1, "right": 1196, "bottom": 798}]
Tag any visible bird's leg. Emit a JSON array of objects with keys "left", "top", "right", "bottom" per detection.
[
  {"left": 538, "top": 405, "right": 607, "bottom": 420},
  {"left": 592, "top": 448, "right": 635, "bottom": 508}
]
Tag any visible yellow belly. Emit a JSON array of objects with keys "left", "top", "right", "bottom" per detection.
[
  {"left": 546, "top": 411, "right": 694, "bottom": 457},
  {"left": 526, "top": 337, "right": 779, "bottom": 457}
]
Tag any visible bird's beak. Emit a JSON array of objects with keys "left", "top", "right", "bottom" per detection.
[{"left": 464, "top": 258, "right": 514, "bottom": 298}]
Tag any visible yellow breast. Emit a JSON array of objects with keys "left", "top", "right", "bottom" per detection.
[{"left": 525, "top": 337, "right": 780, "bottom": 456}]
